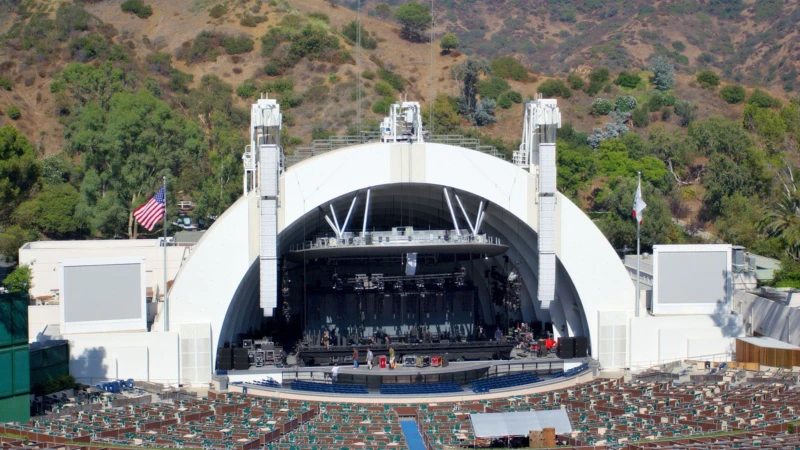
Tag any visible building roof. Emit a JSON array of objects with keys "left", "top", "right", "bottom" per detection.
[
  {"left": 737, "top": 336, "right": 800, "bottom": 350},
  {"left": 469, "top": 410, "right": 572, "bottom": 438}
]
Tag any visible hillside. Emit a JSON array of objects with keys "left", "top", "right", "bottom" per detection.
[{"left": 1, "top": 0, "right": 800, "bottom": 286}]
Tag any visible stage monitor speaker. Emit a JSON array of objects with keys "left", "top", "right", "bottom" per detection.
[
  {"left": 233, "top": 358, "right": 250, "bottom": 370},
  {"left": 557, "top": 337, "right": 575, "bottom": 359},
  {"left": 233, "top": 348, "right": 248, "bottom": 359},
  {"left": 574, "top": 336, "right": 588, "bottom": 358},
  {"left": 217, "top": 347, "right": 233, "bottom": 361}
]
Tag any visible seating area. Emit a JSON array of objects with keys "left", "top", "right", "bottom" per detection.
[
  {"left": 550, "top": 362, "right": 589, "bottom": 379},
  {"left": 380, "top": 382, "right": 462, "bottom": 395},
  {"left": 95, "top": 379, "right": 135, "bottom": 394},
  {"left": 250, "top": 378, "right": 281, "bottom": 389},
  {"left": 4, "top": 363, "right": 800, "bottom": 449},
  {"left": 471, "top": 371, "right": 542, "bottom": 393},
  {"left": 290, "top": 381, "right": 368, "bottom": 395}
]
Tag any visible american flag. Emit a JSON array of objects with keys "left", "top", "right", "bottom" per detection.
[{"left": 133, "top": 185, "right": 166, "bottom": 232}]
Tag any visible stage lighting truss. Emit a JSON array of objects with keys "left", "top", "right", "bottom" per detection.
[{"left": 340, "top": 271, "right": 471, "bottom": 294}]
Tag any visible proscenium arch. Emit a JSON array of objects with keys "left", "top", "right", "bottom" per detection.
[{"left": 168, "top": 142, "right": 634, "bottom": 376}]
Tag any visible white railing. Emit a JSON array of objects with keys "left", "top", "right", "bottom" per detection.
[{"left": 627, "top": 352, "right": 733, "bottom": 372}]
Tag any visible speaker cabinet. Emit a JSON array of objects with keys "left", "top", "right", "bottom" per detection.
[
  {"left": 574, "top": 336, "right": 588, "bottom": 358},
  {"left": 557, "top": 337, "right": 575, "bottom": 359}
]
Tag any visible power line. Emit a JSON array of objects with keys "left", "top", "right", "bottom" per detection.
[{"left": 429, "top": 0, "right": 434, "bottom": 133}]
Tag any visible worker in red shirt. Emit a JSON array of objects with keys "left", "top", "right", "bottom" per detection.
[{"left": 545, "top": 338, "right": 556, "bottom": 353}]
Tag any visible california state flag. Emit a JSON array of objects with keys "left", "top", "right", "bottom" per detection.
[{"left": 632, "top": 179, "right": 647, "bottom": 225}]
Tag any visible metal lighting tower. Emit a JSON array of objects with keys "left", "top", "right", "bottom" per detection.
[{"left": 515, "top": 96, "right": 561, "bottom": 309}]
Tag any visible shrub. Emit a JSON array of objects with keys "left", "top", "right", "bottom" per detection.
[
  {"left": 146, "top": 52, "right": 172, "bottom": 76},
  {"left": 264, "top": 63, "right": 281, "bottom": 76},
  {"left": 748, "top": 89, "right": 781, "bottom": 108},
  {"left": 240, "top": 14, "right": 266, "bottom": 27},
  {"left": 696, "top": 70, "right": 720, "bottom": 89},
  {"left": 477, "top": 77, "right": 510, "bottom": 100},
  {"left": 537, "top": 79, "right": 571, "bottom": 98},
  {"left": 281, "top": 92, "right": 303, "bottom": 108},
  {"left": 613, "top": 71, "right": 641, "bottom": 89},
  {"left": 661, "top": 106, "right": 672, "bottom": 121},
  {"left": 590, "top": 98, "right": 613, "bottom": 116},
  {"left": 342, "top": 20, "right": 378, "bottom": 49},
  {"left": 263, "top": 78, "right": 294, "bottom": 94},
  {"left": 69, "top": 34, "right": 108, "bottom": 62},
  {"left": 615, "top": 95, "right": 637, "bottom": 112},
  {"left": 720, "top": 85, "right": 746, "bottom": 104},
  {"left": 236, "top": 80, "right": 257, "bottom": 99},
  {"left": 506, "top": 90, "right": 523, "bottom": 103},
  {"left": 567, "top": 72, "right": 584, "bottom": 90},
  {"left": 362, "top": 70, "right": 375, "bottom": 80},
  {"left": 674, "top": 100, "right": 697, "bottom": 127},
  {"left": 378, "top": 68, "right": 404, "bottom": 91},
  {"left": 168, "top": 68, "right": 193, "bottom": 92},
  {"left": 6, "top": 106, "right": 21, "bottom": 120},
  {"left": 585, "top": 81, "right": 603, "bottom": 96},
  {"left": 308, "top": 12, "right": 330, "bottom": 23},
  {"left": 121, "top": 0, "right": 153, "bottom": 18},
  {"left": 588, "top": 67, "right": 610, "bottom": 84},
  {"left": 375, "top": 80, "right": 394, "bottom": 96},
  {"left": 209, "top": 4, "right": 227, "bottom": 19},
  {"left": 646, "top": 91, "right": 676, "bottom": 112},
  {"left": 672, "top": 40, "right": 686, "bottom": 52},
  {"left": 631, "top": 108, "right": 649, "bottom": 127},
  {"left": 0, "top": 76, "right": 12, "bottom": 91},
  {"left": 220, "top": 35, "right": 254, "bottom": 54},
  {"left": 491, "top": 56, "right": 528, "bottom": 81},
  {"left": 497, "top": 92, "right": 513, "bottom": 109},
  {"left": 328, "top": 73, "right": 339, "bottom": 84},
  {"left": 372, "top": 96, "right": 394, "bottom": 114}
]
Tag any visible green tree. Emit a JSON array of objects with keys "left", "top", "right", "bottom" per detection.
[
  {"left": 2, "top": 265, "right": 32, "bottom": 293},
  {"left": 13, "top": 184, "right": 83, "bottom": 239},
  {"left": 0, "top": 126, "right": 41, "bottom": 219},
  {"left": 430, "top": 94, "right": 461, "bottom": 133},
  {"left": 452, "top": 58, "right": 492, "bottom": 121},
  {"left": 649, "top": 55, "right": 675, "bottom": 91},
  {"left": 121, "top": 0, "right": 152, "bottom": 18},
  {"left": 394, "top": 2, "right": 432, "bottom": 42},
  {"left": 374, "top": 3, "right": 392, "bottom": 19},
  {"left": 703, "top": 154, "right": 758, "bottom": 216},
  {"left": 761, "top": 194, "right": 800, "bottom": 261},
  {"left": 66, "top": 90, "right": 205, "bottom": 238},
  {"left": 748, "top": 89, "right": 781, "bottom": 108},
  {"left": 440, "top": 33, "right": 459, "bottom": 53},
  {"left": 0, "top": 225, "right": 37, "bottom": 264},
  {"left": 595, "top": 177, "right": 674, "bottom": 252}
]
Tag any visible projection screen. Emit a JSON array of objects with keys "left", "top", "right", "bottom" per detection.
[{"left": 60, "top": 257, "right": 147, "bottom": 334}]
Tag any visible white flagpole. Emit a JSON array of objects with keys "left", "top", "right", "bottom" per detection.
[
  {"left": 163, "top": 175, "right": 169, "bottom": 332},
  {"left": 636, "top": 171, "right": 641, "bottom": 318}
]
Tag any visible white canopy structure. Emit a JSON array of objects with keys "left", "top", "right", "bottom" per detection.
[{"left": 469, "top": 410, "right": 572, "bottom": 438}]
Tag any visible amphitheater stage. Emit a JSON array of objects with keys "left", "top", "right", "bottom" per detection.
[{"left": 226, "top": 357, "right": 588, "bottom": 387}]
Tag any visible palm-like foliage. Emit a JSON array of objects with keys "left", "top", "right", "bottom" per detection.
[{"left": 761, "top": 194, "right": 800, "bottom": 260}]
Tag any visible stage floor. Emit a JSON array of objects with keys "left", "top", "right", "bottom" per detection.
[{"left": 225, "top": 355, "right": 581, "bottom": 385}]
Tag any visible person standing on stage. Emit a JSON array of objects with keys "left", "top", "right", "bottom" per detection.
[
  {"left": 366, "top": 347, "right": 374, "bottom": 370},
  {"left": 323, "top": 330, "right": 330, "bottom": 349},
  {"left": 331, "top": 363, "right": 339, "bottom": 383},
  {"left": 389, "top": 346, "right": 395, "bottom": 369},
  {"left": 495, "top": 327, "right": 503, "bottom": 342},
  {"left": 352, "top": 347, "right": 359, "bottom": 369}
]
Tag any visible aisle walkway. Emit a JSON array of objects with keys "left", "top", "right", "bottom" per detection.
[{"left": 399, "top": 418, "right": 426, "bottom": 450}]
